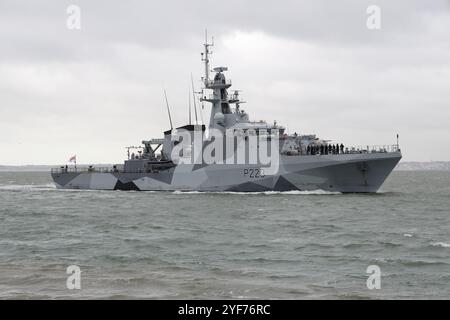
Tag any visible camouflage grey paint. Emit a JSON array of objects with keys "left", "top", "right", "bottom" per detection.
[{"left": 51, "top": 152, "right": 401, "bottom": 193}]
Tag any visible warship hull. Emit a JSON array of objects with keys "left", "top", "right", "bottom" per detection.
[{"left": 51, "top": 152, "right": 401, "bottom": 193}]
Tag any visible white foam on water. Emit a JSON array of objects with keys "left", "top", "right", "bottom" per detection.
[
  {"left": 0, "top": 185, "right": 341, "bottom": 195},
  {"left": 263, "top": 190, "right": 341, "bottom": 195},
  {"left": 0, "top": 184, "right": 56, "bottom": 191},
  {"left": 173, "top": 190, "right": 341, "bottom": 195},
  {"left": 403, "top": 233, "right": 413, "bottom": 238},
  {"left": 431, "top": 242, "right": 450, "bottom": 248}
]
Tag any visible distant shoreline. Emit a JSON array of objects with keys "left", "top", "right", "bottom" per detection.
[
  {"left": 1, "top": 162, "right": 449, "bottom": 172},
  {"left": 395, "top": 161, "right": 450, "bottom": 171}
]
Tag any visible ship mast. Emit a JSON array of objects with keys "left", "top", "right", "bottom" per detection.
[{"left": 201, "top": 30, "right": 214, "bottom": 87}]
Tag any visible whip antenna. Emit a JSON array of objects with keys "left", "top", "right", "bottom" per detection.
[
  {"left": 188, "top": 89, "right": 192, "bottom": 125},
  {"left": 163, "top": 89, "right": 173, "bottom": 130},
  {"left": 191, "top": 73, "right": 199, "bottom": 125}
]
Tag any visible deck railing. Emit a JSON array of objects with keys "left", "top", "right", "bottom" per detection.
[
  {"left": 51, "top": 166, "right": 118, "bottom": 174},
  {"left": 295, "top": 144, "right": 401, "bottom": 156},
  {"left": 51, "top": 165, "right": 169, "bottom": 174},
  {"left": 345, "top": 144, "right": 400, "bottom": 154},
  {"left": 205, "top": 79, "right": 232, "bottom": 87}
]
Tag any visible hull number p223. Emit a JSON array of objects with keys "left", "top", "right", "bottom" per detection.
[{"left": 243, "top": 168, "right": 265, "bottom": 178}]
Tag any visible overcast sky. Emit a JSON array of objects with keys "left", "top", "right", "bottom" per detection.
[{"left": 1, "top": 0, "right": 449, "bottom": 165}]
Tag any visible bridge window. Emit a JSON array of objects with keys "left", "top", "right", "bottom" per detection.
[{"left": 221, "top": 102, "right": 231, "bottom": 114}]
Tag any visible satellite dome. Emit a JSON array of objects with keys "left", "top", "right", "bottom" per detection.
[{"left": 214, "top": 112, "right": 225, "bottom": 126}]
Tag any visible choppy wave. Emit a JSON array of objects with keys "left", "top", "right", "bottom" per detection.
[
  {"left": 1, "top": 171, "right": 449, "bottom": 299},
  {"left": 0, "top": 184, "right": 56, "bottom": 191},
  {"left": 400, "top": 260, "right": 449, "bottom": 267},
  {"left": 431, "top": 242, "right": 450, "bottom": 248}
]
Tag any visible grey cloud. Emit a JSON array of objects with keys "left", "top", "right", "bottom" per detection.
[{"left": 0, "top": 0, "right": 449, "bottom": 164}]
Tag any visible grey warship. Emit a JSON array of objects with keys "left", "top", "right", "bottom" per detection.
[{"left": 51, "top": 36, "right": 402, "bottom": 193}]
